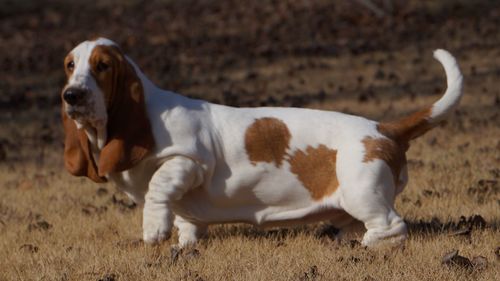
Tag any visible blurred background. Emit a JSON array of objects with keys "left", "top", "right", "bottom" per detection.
[
  {"left": 0, "top": 0, "right": 498, "bottom": 164},
  {"left": 1, "top": 2, "right": 499, "bottom": 279}
]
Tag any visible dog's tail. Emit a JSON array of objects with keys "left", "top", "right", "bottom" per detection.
[{"left": 378, "top": 49, "right": 463, "bottom": 142}]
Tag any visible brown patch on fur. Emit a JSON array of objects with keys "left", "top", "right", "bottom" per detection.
[
  {"left": 62, "top": 108, "right": 106, "bottom": 183},
  {"left": 371, "top": 107, "right": 432, "bottom": 185},
  {"left": 245, "top": 117, "right": 291, "bottom": 167},
  {"left": 88, "top": 45, "right": 155, "bottom": 176},
  {"left": 289, "top": 145, "right": 339, "bottom": 200},
  {"left": 89, "top": 45, "right": 120, "bottom": 107},
  {"left": 362, "top": 136, "right": 406, "bottom": 186},
  {"left": 377, "top": 108, "right": 433, "bottom": 143}
]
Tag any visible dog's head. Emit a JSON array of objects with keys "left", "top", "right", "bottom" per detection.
[
  {"left": 62, "top": 38, "right": 127, "bottom": 127},
  {"left": 61, "top": 38, "right": 154, "bottom": 182}
]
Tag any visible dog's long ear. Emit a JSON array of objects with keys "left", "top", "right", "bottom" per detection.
[
  {"left": 62, "top": 107, "right": 107, "bottom": 183},
  {"left": 95, "top": 46, "right": 155, "bottom": 176}
]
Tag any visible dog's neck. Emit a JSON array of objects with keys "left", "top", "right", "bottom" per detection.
[
  {"left": 85, "top": 125, "right": 106, "bottom": 150},
  {"left": 82, "top": 123, "right": 106, "bottom": 166}
]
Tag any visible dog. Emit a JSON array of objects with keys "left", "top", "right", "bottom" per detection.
[{"left": 61, "top": 38, "right": 463, "bottom": 247}]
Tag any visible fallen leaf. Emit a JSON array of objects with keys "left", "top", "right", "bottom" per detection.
[
  {"left": 19, "top": 244, "right": 38, "bottom": 253},
  {"left": 28, "top": 220, "right": 52, "bottom": 232},
  {"left": 468, "top": 215, "right": 487, "bottom": 229},
  {"left": 442, "top": 249, "right": 473, "bottom": 270},
  {"left": 170, "top": 246, "right": 201, "bottom": 265},
  {"left": 363, "top": 275, "right": 377, "bottom": 281},
  {"left": 348, "top": 240, "right": 361, "bottom": 248},
  {"left": 449, "top": 226, "right": 471, "bottom": 237},
  {"left": 184, "top": 248, "right": 201, "bottom": 260},
  {"left": 97, "top": 273, "right": 116, "bottom": 281},
  {"left": 299, "top": 265, "right": 318, "bottom": 281},
  {"left": 111, "top": 194, "right": 136, "bottom": 211},
  {"left": 96, "top": 187, "right": 108, "bottom": 197},
  {"left": 18, "top": 180, "right": 34, "bottom": 190},
  {"left": 471, "top": 256, "right": 488, "bottom": 271}
]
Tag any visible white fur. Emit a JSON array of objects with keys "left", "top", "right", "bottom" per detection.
[
  {"left": 430, "top": 49, "right": 464, "bottom": 121},
  {"left": 64, "top": 39, "right": 463, "bottom": 248}
]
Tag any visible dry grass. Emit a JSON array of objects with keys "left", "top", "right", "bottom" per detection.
[
  {"left": 1, "top": 51, "right": 499, "bottom": 279},
  {"left": 1, "top": 2, "right": 500, "bottom": 279}
]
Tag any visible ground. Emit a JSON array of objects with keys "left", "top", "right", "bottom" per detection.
[{"left": 0, "top": 0, "right": 499, "bottom": 280}]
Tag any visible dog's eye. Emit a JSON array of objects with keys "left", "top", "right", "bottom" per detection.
[
  {"left": 96, "top": 61, "right": 109, "bottom": 73},
  {"left": 67, "top": 61, "right": 74, "bottom": 71}
]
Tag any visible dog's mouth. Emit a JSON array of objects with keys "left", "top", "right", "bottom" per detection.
[
  {"left": 66, "top": 108, "right": 81, "bottom": 119},
  {"left": 65, "top": 103, "right": 93, "bottom": 121},
  {"left": 65, "top": 106, "right": 82, "bottom": 118}
]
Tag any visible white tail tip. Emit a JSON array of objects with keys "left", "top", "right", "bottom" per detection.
[{"left": 430, "top": 49, "right": 463, "bottom": 121}]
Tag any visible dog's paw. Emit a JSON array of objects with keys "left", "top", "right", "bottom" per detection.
[
  {"left": 143, "top": 219, "right": 171, "bottom": 244},
  {"left": 142, "top": 208, "right": 173, "bottom": 244}
]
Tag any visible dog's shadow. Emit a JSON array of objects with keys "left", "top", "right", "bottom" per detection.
[{"left": 205, "top": 215, "right": 498, "bottom": 242}]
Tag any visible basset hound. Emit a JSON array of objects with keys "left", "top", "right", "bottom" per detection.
[{"left": 61, "top": 38, "right": 463, "bottom": 247}]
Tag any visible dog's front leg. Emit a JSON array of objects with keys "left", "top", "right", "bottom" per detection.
[{"left": 142, "top": 156, "right": 204, "bottom": 244}]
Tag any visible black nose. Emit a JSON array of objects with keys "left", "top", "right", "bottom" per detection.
[{"left": 63, "top": 88, "right": 86, "bottom": 105}]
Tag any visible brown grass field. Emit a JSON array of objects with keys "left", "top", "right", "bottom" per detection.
[{"left": 0, "top": 0, "right": 499, "bottom": 280}]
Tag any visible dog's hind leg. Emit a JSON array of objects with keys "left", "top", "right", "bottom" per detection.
[{"left": 339, "top": 163, "right": 408, "bottom": 247}]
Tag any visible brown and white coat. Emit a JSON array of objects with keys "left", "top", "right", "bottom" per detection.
[{"left": 61, "top": 38, "right": 463, "bottom": 247}]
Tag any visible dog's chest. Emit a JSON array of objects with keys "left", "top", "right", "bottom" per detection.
[{"left": 108, "top": 159, "right": 157, "bottom": 203}]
